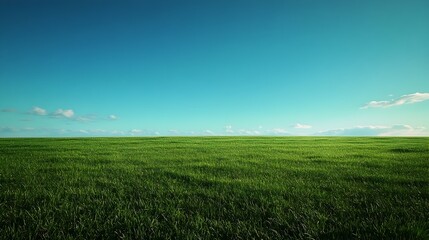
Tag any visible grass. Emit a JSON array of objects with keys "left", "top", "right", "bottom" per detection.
[{"left": 0, "top": 137, "right": 428, "bottom": 239}]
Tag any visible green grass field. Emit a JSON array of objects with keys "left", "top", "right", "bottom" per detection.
[{"left": 0, "top": 137, "right": 428, "bottom": 239}]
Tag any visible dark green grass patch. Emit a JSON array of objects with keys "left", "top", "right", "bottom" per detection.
[{"left": 0, "top": 137, "right": 428, "bottom": 239}]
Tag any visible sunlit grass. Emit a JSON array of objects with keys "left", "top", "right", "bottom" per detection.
[{"left": 0, "top": 137, "right": 428, "bottom": 239}]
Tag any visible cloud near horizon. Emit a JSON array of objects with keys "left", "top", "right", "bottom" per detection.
[
  {"left": 316, "top": 124, "right": 427, "bottom": 136},
  {"left": 130, "top": 129, "right": 143, "bottom": 135},
  {"left": 294, "top": 123, "right": 312, "bottom": 129},
  {"left": 362, "top": 92, "right": 429, "bottom": 108},
  {"left": 1, "top": 124, "right": 427, "bottom": 137}
]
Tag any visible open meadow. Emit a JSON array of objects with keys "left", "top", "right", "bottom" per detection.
[{"left": 0, "top": 137, "right": 428, "bottom": 239}]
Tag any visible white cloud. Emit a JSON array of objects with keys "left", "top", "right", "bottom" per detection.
[
  {"left": 16, "top": 106, "right": 121, "bottom": 123},
  {"left": 317, "top": 124, "right": 428, "bottom": 136},
  {"left": 378, "top": 125, "right": 427, "bottom": 136},
  {"left": 294, "top": 123, "right": 312, "bottom": 129},
  {"left": 362, "top": 92, "right": 429, "bottom": 108},
  {"left": 31, "top": 107, "right": 47, "bottom": 116},
  {"left": 130, "top": 129, "right": 143, "bottom": 134},
  {"left": 53, "top": 109, "right": 74, "bottom": 118}
]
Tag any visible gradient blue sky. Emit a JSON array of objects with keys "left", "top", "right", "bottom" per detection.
[{"left": 1, "top": 0, "right": 428, "bottom": 137}]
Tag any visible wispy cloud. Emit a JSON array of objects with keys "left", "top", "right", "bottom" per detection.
[
  {"left": 316, "top": 124, "right": 427, "bottom": 136},
  {"left": 31, "top": 106, "right": 47, "bottom": 116},
  {"left": 362, "top": 92, "right": 429, "bottom": 108},
  {"left": 224, "top": 126, "right": 290, "bottom": 136},
  {"left": 2, "top": 124, "right": 426, "bottom": 137},
  {"left": 24, "top": 106, "right": 118, "bottom": 122},
  {"left": 53, "top": 109, "right": 74, "bottom": 118},
  {"left": 75, "top": 115, "right": 97, "bottom": 122},
  {"left": 294, "top": 123, "right": 312, "bottom": 129},
  {"left": 130, "top": 129, "right": 143, "bottom": 135}
]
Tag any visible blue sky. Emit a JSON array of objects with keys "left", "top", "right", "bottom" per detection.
[{"left": 1, "top": 0, "right": 428, "bottom": 137}]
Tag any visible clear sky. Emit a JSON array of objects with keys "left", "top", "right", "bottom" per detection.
[{"left": 1, "top": 0, "right": 428, "bottom": 137}]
